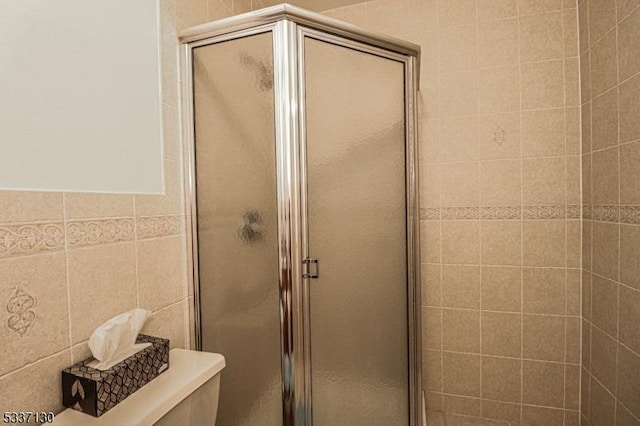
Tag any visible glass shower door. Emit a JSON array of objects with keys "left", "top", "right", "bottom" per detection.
[
  {"left": 303, "top": 36, "right": 409, "bottom": 425},
  {"left": 192, "top": 32, "right": 283, "bottom": 426}
]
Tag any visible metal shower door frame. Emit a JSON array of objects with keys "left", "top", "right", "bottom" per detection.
[
  {"left": 294, "top": 25, "right": 421, "bottom": 426},
  {"left": 180, "top": 6, "right": 421, "bottom": 425}
]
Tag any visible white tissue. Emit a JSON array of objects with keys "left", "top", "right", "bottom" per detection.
[{"left": 87, "top": 309, "right": 151, "bottom": 371}]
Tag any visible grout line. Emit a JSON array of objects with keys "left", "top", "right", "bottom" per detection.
[
  {"left": 518, "top": 8, "right": 566, "bottom": 19},
  {"left": 589, "top": 143, "right": 625, "bottom": 155},
  {"left": 419, "top": 260, "right": 599, "bottom": 272},
  {"left": 619, "top": 399, "right": 640, "bottom": 424},
  {"left": 422, "top": 262, "right": 582, "bottom": 270},
  {"left": 439, "top": 105, "right": 573, "bottom": 119},
  {"left": 436, "top": 306, "right": 580, "bottom": 319},
  {"left": 480, "top": 56, "right": 567, "bottom": 70},
  {"left": 136, "top": 232, "right": 184, "bottom": 242},
  {"left": 588, "top": 368, "right": 619, "bottom": 404},
  {"left": 473, "top": 0, "right": 484, "bottom": 414},
  {"left": 62, "top": 193, "right": 74, "bottom": 357},
  {"left": 435, "top": 105, "right": 580, "bottom": 120},
  {"left": 0, "top": 248, "right": 67, "bottom": 262},
  {"left": 617, "top": 0, "right": 640, "bottom": 23},
  {"left": 437, "top": 390, "right": 577, "bottom": 411},
  {"left": 515, "top": 0, "right": 525, "bottom": 422},
  {"left": 618, "top": 137, "right": 640, "bottom": 148},
  {"left": 586, "top": 1, "right": 595, "bottom": 421},
  {"left": 434, "top": 0, "right": 445, "bottom": 414},
  {"left": 587, "top": 21, "right": 617, "bottom": 49},
  {"left": 518, "top": 56, "right": 570, "bottom": 67},
  {"left": 65, "top": 215, "right": 135, "bottom": 222},
  {"left": 424, "top": 151, "right": 580, "bottom": 165},
  {"left": 561, "top": 3, "right": 569, "bottom": 417},
  {"left": 587, "top": 77, "right": 623, "bottom": 103},
  {"left": 64, "top": 239, "right": 136, "bottom": 252},
  {"left": 0, "top": 347, "right": 71, "bottom": 381},
  {"left": 614, "top": 0, "right": 622, "bottom": 420},
  {"left": 577, "top": 67, "right": 584, "bottom": 421},
  {"left": 0, "top": 219, "right": 65, "bottom": 226},
  {"left": 152, "top": 298, "right": 184, "bottom": 314},
  {"left": 438, "top": 349, "right": 578, "bottom": 366},
  {"left": 584, "top": 316, "right": 640, "bottom": 368},
  {"left": 133, "top": 196, "right": 140, "bottom": 309},
  {"left": 616, "top": 279, "right": 640, "bottom": 294}
]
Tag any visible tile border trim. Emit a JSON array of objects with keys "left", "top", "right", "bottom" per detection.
[
  {"left": 0, "top": 214, "right": 185, "bottom": 259},
  {"left": 442, "top": 207, "right": 479, "bottom": 220},
  {"left": 420, "top": 205, "right": 583, "bottom": 220},
  {"left": 0, "top": 222, "right": 65, "bottom": 258},
  {"left": 482, "top": 206, "right": 522, "bottom": 220},
  {"left": 584, "top": 204, "right": 640, "bottom": 224},
  {"left": 67, "top": 218, "right": 135, "bottom": 248},
  {"left": 136, "top": 215, "right": 184, "bottom": 239}
]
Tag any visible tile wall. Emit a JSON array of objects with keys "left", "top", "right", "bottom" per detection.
[
  {"left": 0, "top": 0, "right": 268, "bottom": 415},
  {"left": 324, "top": 1, "right": 582, "bottom": 424},
  {"left": 579, "top": 0, "right": 640, "bottom": 425}
]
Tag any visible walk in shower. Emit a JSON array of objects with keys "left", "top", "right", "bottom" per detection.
[{"left": 180, "top": 5, "right": 421, "bottom": 425}]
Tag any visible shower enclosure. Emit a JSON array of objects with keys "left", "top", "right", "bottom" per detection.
[{"left": 180, "top": 5, "right": 421, "bottom": 425}]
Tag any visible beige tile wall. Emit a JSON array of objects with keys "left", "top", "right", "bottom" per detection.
[
  {"left": 0, "top": 0, "right": 266, "bottom": 415},
  {"left": 325, "top": 0, "right": 582, "bottom": 424},
  {"left": 579, "top": 0, "right": 640, "bottom": 425}
]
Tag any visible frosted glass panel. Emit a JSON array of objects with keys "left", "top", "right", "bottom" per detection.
[
  {"left": 193, "top": 33, "right": 282, "bottom": 426},
  {"left": 304, "top": 38, "right": 409, "bottom": 425}
]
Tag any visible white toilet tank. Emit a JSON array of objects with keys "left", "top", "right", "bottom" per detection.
[{"left": 54, "top": 349, "right": 225, "bottom": 426}]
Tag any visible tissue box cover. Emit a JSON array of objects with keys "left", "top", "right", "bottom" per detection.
[{"left": 61, "top": 334, "right": 169, "bottom": 417}]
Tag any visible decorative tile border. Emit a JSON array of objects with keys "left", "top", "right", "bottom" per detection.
[
  {"left": 67, "top": 219, "right": 135, "bottom": 247},
  {"left": 420, "top": 205, "right": 586, "bottom": 221},
  {"left": 481, "top": 206, "right": 522, "bottom": 220},
  {"left": 420, "top": 207, "right": 440, "bottom": 220},
  {"left": 0, "top": 222, "right": 65, "bottom": 258},
  {"left": 441, "top": 207, "right": 479, "bottom": 220},
  {"left": 620, "top": 206, "right": 640, "bottom": 224},
  {"left": 136, "top": 215, "right": 183, "bottom": 239},
  {"left": 584, "top": 204, "right": 640, "bottom": 224},
  {"left": 523, "top": 205, "right": 566, "bottom": 219},
  {"left": 566, "top": 205, "right": 581, "bottom": 219},
  {"left": 0, "top": 214, "right": 184, "bottom": 258},
  {"left": 591, "top": 205, "right": 620, "bottom": 223}
]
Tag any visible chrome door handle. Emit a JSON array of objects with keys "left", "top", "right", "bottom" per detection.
[{"left": 302, "top": 258, "right": 319, "bottom": 279}]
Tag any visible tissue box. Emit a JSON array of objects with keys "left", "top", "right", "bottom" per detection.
[{"left": 62, "top": 334, "right": 169, "bottom": 417}]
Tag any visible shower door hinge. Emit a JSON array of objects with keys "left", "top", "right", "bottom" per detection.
[{"left": 302, "top": 258, "right": 319, "bottom": 279}]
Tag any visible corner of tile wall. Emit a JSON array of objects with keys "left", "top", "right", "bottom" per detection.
[{"left": 579, "top": 0, "right": 640, "bottom": 424}]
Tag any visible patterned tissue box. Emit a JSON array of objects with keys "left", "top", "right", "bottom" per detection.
[{"left": 62, "top": 334, "right": 169, "bottom": 417}]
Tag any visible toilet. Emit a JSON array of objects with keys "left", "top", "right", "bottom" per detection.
[{"left": 54, "top": 349, "right": 225, "bottom": 425}]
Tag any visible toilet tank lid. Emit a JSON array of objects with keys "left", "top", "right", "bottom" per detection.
[{"left": 53, "top": 349, "right": 226, "bottom": 425}]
